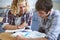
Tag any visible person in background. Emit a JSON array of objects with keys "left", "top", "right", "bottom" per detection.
[
  {"left": 2, "top": 0, "right": 33, "bottom": 30},
  {"left": 16, "top": 0, "right": 60, "bottom": 40}
]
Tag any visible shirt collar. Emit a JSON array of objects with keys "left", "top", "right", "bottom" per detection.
[{"left": 47, "top": 9, "right": 54, "bottom": 20}]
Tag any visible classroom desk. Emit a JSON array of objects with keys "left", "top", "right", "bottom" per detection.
[
  {"left": 0, "top": 32, "right": 46, "bottom": 40},
  {"left": 0, "top": 32, "right": 16, "bottom": 40}
]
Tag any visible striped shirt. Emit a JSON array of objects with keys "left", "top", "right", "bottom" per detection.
[
  {"left": 38, "top": 9, "right": 60, "bottom": 40},
  {"left": 2, "top": 10, "right": 33, "bottom": 29}
]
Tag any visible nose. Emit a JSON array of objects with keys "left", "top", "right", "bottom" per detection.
[
  {"left": 20, "top": 7, "right": 24, "bottom": 11},
  {"left": 20, "top": 7, "right": 23, "bottom": 9}
]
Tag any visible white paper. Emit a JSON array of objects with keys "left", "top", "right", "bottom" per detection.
[
  {"left": 5, "top": 28, "right": 25, "bottom": 32},
  {"left": 11, "top": 31, "right": 46, "bottom": 38}
]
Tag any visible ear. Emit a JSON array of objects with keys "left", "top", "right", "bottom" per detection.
[{"left": 46, "top": 11, "right": 51, "bottom": 16}]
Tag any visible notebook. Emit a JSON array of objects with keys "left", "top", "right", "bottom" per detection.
[{"left": 11, "top": 31, "right": 46, "bottom": 38}]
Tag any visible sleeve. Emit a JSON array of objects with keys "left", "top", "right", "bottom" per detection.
[
  {"left": 2, "top": 10, "right": 10, "bottom": 28},
  {"left": 27, "top": 12, "right": 33, "bottom": 29},
  {"left": 2, "top": 23, "right": 9, "bottom": 28},
  {"left": 28, "top": 12, "right": 33, "bottom": 26},
  {"left": 46, "top": 15, "right": 60, "bottom": 40}
]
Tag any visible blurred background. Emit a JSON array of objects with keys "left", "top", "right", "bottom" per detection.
[{"left": 0, "top": 0, "right": 60, "bottom": 13}]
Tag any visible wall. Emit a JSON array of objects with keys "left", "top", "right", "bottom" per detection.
[{"left": 0, "top": 0, "right": 12, "bottom": 7}]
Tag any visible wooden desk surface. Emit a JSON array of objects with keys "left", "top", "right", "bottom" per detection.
[
  {"left": 0, "top": 32, "right": 46, "bottom": 40},
  {"left": 0, "top": 32, "right": 16, "bottom": 40}
]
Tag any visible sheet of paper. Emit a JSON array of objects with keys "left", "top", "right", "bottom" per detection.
[
  {"left": 5, "top": 29, "right": 25, "bottom": 32},
  {"left": 26, "top": 31, "right": 46, "bottom": 38}
]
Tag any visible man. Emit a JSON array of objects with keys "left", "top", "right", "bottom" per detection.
[
  {"left": 2, "top": 0, "right": 32, "bottom": 30},
  {"left": 35, "top": 0, "right": 60, "bottom": 40},
  {"left": 16, "top": 0, "right": 60, "bottom": 40}
]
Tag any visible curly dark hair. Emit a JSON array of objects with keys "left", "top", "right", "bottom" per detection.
[{"left": 35, "top": 0, "right": 53, "bottom": 13}]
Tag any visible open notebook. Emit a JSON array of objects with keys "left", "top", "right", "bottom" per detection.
[{"left": 11, "top": 31, "right": 46, "bottom": 38}]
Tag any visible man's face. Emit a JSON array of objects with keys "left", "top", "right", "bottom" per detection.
[
  {"left": 18, "top": 2, "right": 26, "bottom": 14},
  {"left": 37, "top": 10, "right": 49, "bottom": 18}
]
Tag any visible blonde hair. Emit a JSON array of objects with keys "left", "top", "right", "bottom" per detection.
[
  {"left": 10, "top": 0, "right": 29, "bottom": 15},
  {"left": 10, "top": 0, "right": 18, "bottom": 15}
]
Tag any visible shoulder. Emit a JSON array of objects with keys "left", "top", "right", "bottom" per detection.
[
  {"left": 8, "top": 10, "right": 16, "bottom": 18},
  {"left": 50, "top": 9, "right": 60, "bottom": 24},
  {"left": 26, "top": 12, "right": 33, "bottom": 17},
  {"left": 51, "top": 9, "right": 60, "bottom": 18}
]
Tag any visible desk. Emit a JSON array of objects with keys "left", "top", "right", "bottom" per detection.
[
  {"left": 0, "top": 32, "right": 46, "bottom": 40},
  {"left": 0, "top": 32, "right": 16, "bottom": 40}
]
